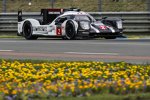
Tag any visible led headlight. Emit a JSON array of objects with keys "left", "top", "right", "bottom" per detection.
[
  {"left": 116, "top": 20, "right": 122, "bottom": 29},
  {"left": 80, "top": 21, "right": 90, "bottom": 30}
]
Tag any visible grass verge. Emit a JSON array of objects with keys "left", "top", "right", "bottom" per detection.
[
  {"left": 0, "top": 0, "right": 147, "bottom": 12},
  {"left": 45, "top": 93, "right": 150, "bottom": 100},
  {"left": 0, "top": 34, "right": 150, "bottom": 39}
]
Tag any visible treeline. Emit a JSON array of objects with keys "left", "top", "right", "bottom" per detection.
[{"left": 0, "top": 0, "right": 147, "bottom": 12}]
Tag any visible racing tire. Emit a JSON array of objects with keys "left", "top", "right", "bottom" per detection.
[
  {"left": 62, "top": 36, "right": 67, "bottom": 40},
  {"left": 104, "top": 36, "right": 117, "bottom": 39},
  {"left": 22, "top": 21, "right": 38, "bottom": 40},
  {"left": 64, "top": 20, "right": 76, "bottom": 40}
]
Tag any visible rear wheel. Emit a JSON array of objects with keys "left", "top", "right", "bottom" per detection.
[
  {"left": 23, "top": 21, "right": 38, "bottom": 40},
  {"left": 64, "top": 20, "right": 76, "bottom": 40}
]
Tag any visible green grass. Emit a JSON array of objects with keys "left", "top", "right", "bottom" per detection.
[
  {"left": 0, "top": 32, "right": 21, "bottom": 38},
  {"left": 0, "top": 33, "right": 150, "bottom": 39},
  {"left": 0, "top": 93, "right": 150, "bottom": 100},
  {"left": 0, "top": 35, "right": 20, "bottom": 38},
  {"left": 11, "top": 93, "right": 149, "bottom": 100},
  {"left": 42, "top": 93, "right": 150, "bottom": 100},
  {"left": 0, "top": 0, "right": 147, "bottom": 12}
]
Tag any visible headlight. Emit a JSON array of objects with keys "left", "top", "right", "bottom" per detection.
[
  {"left": 116, "top": 20, "right": 122, "bottom": 29},
  {"left": 80, "top": 21, "right": 90, "bottom": 30}
]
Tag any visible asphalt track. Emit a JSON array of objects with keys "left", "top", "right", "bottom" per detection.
[{"left": 0, "top": 38, "right": 150, "bottom": 64}]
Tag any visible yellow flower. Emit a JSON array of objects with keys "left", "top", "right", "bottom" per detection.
[
  {"left": 71, "top": 86, "right": 75, "bottom": 92},
  {"left": 146, "top": 80, "right": 150, "bottom": 86},
  {"left": 29, "top": 89, "right": 35, "bottom": 94},
  {"left": 89, "top": 83, "right": 93, "bottom": 87},
  {"left": 23, "top": 89, "right": 28, "bottom": 94},
  {"left": 3, "top": 90, "right": 9, "bottom": 94},
  {"left": 123, "top": 87, "right": 126, "bottom": 91},
  {"left": 97, "top": 83, "right": 101, "bottom": 87},
  {"left": 84, "top": 85, "right": 88, "bottom": 89},
  {"left": 135, "top": 85, "right": 139, "bottom": 89},
  {"left": 46, "top": 85, "right": 51, "bottom": 90},
  {"left": 79, "top": 85, "right": 83, "bottom": 89},
  {"left": 11, "top": 90, "right": 17, "bottom": 95}
]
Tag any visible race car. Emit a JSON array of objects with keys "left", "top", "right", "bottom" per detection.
[{"left": 17, "top": 8, "right": 123, "bottom": 40}]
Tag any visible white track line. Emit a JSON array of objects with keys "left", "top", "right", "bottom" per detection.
[
  {"left": 0, "top": 40, "right": 150, "bottom": 46},
  {"left": 0, "top": 50, "right": 14, "bottom": 52},
  {"left": 65, "top": 52, "right": 119, "bottom": 55}
]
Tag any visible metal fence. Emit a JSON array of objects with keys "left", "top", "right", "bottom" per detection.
[
  {"left": 1, "top": 0, "right": 150, "bottom": 12},
  {"left": 98, "top": 0, "right": 149, "bottom": 12},
  {"left": 0, "top": 12, "right": 150, "bottom": 34}
]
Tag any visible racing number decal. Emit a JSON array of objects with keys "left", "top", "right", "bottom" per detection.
[{"left": 56, "top": 26, "right": 62, "bottom": 36}]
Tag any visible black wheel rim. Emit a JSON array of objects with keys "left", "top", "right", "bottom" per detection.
[
  {"left": 66, "top": 22, "right": 75, "bottom": 39},
  {"left": 24, "top": 23, "right": 32, "bottom": 38}
]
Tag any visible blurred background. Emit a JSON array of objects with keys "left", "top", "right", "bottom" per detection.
[{"left": 0, "top": 0, "right": 150, "bottom": 12}]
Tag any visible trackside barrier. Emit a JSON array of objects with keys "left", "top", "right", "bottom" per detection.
[{"left": 0, "top": 12, "right": 150, "bottom": 34}]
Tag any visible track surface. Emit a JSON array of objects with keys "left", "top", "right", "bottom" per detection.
[{"left": 0, "top": 38, "right": 150, "bottom": 64}]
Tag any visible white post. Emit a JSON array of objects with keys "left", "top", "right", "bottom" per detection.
[
  {"left": 2, "top": 0, "right": 6, "bottom": 13},
  {"left": 51, "top": 0, "right": 54, "bottom": 8},
  {"left": 147, "top": 0, "right": 150, "bottom": 12},
  {"left": 98, "top": 0, "right": 102, "bottom": 12}
]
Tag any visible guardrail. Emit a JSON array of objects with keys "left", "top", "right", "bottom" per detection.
[{"left": 0, "top": 12, "right": 150, "bottom": 34}]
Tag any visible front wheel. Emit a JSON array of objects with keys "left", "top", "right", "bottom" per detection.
[
  {"left": 22, "top": 21, "right": 38, "bottom": 40},
  {"left": 64, "top": 20, "right": 76, "bottom": 40}
]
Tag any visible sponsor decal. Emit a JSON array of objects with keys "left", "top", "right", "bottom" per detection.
[
  {"left": 49, "top": 26, "right": 55, "bottom": 32},
  {"left": 33, "top": 26, "right": 47, "bottom": 31},
  {"left": 77, "top": 12, "right": 83, "bottom": 15},
  {"left": 99, "top": 25, "right": 107, "bottom": 30}
]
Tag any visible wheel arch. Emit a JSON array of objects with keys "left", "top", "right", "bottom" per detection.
[
  {"left": 62, "top": 19, "right": 78, "bottom": 36},
  {"left": 102, "top": 17, "right": 123, "bottom": 30},
  {"left": 21, "top": 19, "right": 40, "bottom": 40},
  {"left": 62, "top": 19, "right": 79, "bottom": 40},
  {"left": 20, "top": 19, "right": 41, "bottom": 34}
]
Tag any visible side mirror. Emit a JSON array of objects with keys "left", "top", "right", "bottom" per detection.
[
  {"left": 60, "top": 17, "right": 67, "bottom": 22},
  {"left": 55, "top": 17, "right": 67, "bottom": 25},
  {"left": 55, "top": 20, "right": 59, "bottom": 25},
  {"left": 102, "top": 16, "right": 108, "bottom": 19}
]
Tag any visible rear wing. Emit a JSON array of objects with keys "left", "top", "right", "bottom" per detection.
[
  {"left": 18, "top": 8, "right": 80, "bottom": 24},
  {"left": 40, "top": 9, "right": 63, "bottom": 24},
  {"left": 18, "top": 10, "right": 22, "bottom": 22},
  {"left": 17, "top": 9, "right": 63, "bottom": 24}
]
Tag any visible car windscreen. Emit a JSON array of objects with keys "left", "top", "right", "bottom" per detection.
[{"left": 75, "top": 15, "right": 91, "bottom": 21}]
